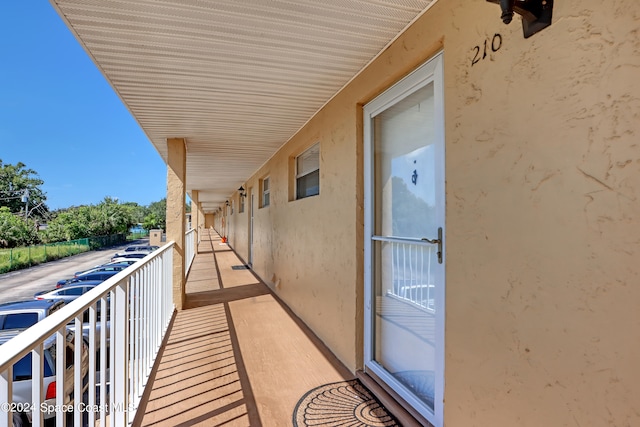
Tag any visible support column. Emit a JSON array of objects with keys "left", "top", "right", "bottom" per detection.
[
  {"left": 166, "top": 138, "right": 186, "bottom": 310},
  {"left": 191, "top": 190, "right": 200, "bottom": 250}
]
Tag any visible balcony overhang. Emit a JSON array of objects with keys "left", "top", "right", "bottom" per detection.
[{"left": 49, "top": 0, "right": 436, "bottom": 213}]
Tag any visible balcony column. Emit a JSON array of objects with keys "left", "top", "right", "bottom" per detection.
[
  {"left": 166, "top": 137, "right": 186, "bottom": 310},
  {"left": 191, "top": 190, "right": 200, "bottom": 249}
]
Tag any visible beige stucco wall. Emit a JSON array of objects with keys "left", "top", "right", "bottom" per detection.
[
  {"left": 166, "top": 138, "right": 186, "bottom": 310},
  {"left": 204, "top": 213, "right": 214, "bottom": 229},
  {"left": 226, "top": 0, "right": 639, "bottom": 425}
]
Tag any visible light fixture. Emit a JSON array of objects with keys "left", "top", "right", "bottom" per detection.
[
  {"left": 486, "top": 0, "right": 554, "bottom": 38},
  {"left": 238, "top": 186, "right": 246, "bottom": 198},
  {"left": 225, "top": 200, "right": 230, "bottom": 206}
]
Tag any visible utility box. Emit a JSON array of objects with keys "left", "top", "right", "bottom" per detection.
[{"left": 149, "top": 229, "right": 164, "bottom": 247}]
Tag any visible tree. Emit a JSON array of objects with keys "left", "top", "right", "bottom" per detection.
[
  {"left": 0, "top": 207, "right": 39, "bottom": 247},
  {"left": 121, "top": 202, "right": 147, "bottom": 224},
  {"left": 42, "top": 198, "right": 135, "bottom": 242},
  {"left": 0, "top": 159, "right": 48, "bottom": 218},
  {"left": 143, "top": 198, "right": 166, "bottom": 231}
]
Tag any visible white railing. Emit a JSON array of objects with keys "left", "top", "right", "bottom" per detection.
[
  {"left": 0, "top": 242, "right": 175, "bottom": 427},
  {"left": 388, "top": 241, "right": 435, "bottom": 312},
  {"left": 185, "top": 228, "right": 196, "bottom": 275}
]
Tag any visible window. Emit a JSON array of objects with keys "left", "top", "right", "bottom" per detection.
[
  {"left": 296, "top": 143, "right": 320, "bottom": 199},
  {"left": 261, "top": 177, "right": 270, "bottom": 207},
  {"left": 0, "top": 313, "right": 39, "bottom": 330},
  {"left": 61, "top": 287, "right": 84, "bottom": 296}
]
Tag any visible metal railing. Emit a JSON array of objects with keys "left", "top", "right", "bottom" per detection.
[
  {"left": 388, "top": 241, "right": 436, "bottom": 312},
  {"left": 185, "top": 228, "right": 196, "bottom": 276},
  {"left": 0, "top": 242, "right": 175, "bottom": 427}
]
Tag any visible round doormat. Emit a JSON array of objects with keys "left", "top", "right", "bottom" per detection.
[{"left": 293, "top": 379, "right": 400, "bottom": 426}]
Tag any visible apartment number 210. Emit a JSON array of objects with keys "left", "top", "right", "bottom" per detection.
[{"left": 471, "top": 33, "right": 503, "bottom": 66}]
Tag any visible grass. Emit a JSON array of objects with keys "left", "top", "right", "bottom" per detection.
[
  {"left": 0, "top": 233, "right": 140, "bottom": 274},
  {"left": 0, "top": 242, "right": 90, "bottom": 274}
]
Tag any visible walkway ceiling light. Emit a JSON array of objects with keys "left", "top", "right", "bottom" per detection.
[
  {"left": 486, "top": 0, "right": 554, "bottom": 38},
  {"left": 238, "top": 186, "right": 246, "bottom": 198}
]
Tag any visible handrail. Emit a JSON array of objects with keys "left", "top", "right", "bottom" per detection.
[
  {"left": 185, "top": 228, "right": 196, "bottom": 276},
  {"left": 0, "top": 242, "right": 176, "bottom": 427}
]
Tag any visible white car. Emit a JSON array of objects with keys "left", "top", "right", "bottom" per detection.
[
  {"left": 107, "top": 257, "right": 143, "bottom": 265},
  {"left": 100, "top": 259, "right": 140, "bottom": 267},
  {"left": 0, "top": 329, "right": 89, "bottom": 425},
  {"left": 111, "top": 245, "right": 158, "bottom": 260}
]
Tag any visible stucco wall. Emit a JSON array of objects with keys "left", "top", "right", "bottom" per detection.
[
  {"left": 434, "top": 0, "right": 638, "bottom": 425},
  {"left": 226, "top": 0, "right": 639, "bottom": 424}
]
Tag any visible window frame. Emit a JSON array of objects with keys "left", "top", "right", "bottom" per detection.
[
  {"left": 295, "top": 142, "right": 320, "bottom": 200},
  {"left": 261, "top": 176, "right": 271, "bottom": 208}
]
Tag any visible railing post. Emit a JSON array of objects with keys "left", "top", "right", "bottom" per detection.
[
  {"left": 112, "top": 281, "right": 129, "bottom": 426},
  {"left": 0, "top": 368, "right": 12, "bottom": 427}
]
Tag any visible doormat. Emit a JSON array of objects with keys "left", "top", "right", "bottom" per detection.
[
  {"left": 293, "top": 379, "right": 399, "bottom": 427},
  {"left": 231, "top": 265, "right": 249, "bottom": 270}
]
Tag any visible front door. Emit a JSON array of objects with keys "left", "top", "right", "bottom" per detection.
[
  {"left": 248, "top": 190, "right": 254, "bottom": 266},
  {"left": 363, "top": 53, "right": 445, "bottom": 426}
]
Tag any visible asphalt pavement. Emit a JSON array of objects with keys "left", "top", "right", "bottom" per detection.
[{"left": 0, "top": 240, "right": 147, "bottom": 304}]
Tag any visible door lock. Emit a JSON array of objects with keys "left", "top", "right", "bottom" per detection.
[{"left": 421, "top": 227, "right": 443, "bottom": 264}]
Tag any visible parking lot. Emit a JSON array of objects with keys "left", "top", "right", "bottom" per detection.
[{"left": 0, "top": 241, "right": 147, "bottom": 304}]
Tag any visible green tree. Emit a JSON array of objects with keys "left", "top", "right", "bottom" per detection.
[
  {"left": 143, "top": 198, "right": 166, "bottom": 230},
  {"left": 121, "top": 201, "right": 147, "bottom": 224},
  {"left": 42, "top": 198, "right": 135, "bottom": 242},
  {"left": 0, "top": 207, "right": 39, "bottom": 247},
  {"left": 0, "top": 159, "right": 48, "bottom": 218}
]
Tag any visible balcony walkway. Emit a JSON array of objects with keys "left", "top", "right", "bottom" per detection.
[{"left": 133, "top": 230, "right": 396, "bottom": 427}]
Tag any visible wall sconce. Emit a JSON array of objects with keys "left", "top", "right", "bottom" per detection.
[
  {"left": 225, "top": 200, "right": 230, "bottom": 206},
  {"left": 238, "top": 186, "right": 247, "bottom": 198},
  {"left": 486, "top": 0, "right": 553, "bottom": 38}
]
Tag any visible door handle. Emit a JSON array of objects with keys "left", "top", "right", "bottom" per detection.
[{"left": 421, "top": 227, "right": 443, "bottom": 264}]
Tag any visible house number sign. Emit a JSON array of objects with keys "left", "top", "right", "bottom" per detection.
[{"left": 471, "top": 33, "right": 503, "bottom": 66}]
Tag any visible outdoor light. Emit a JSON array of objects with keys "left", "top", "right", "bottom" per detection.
[
  {"left": 225, "top": 200, "right": 230, "bottom": 206},
  {"left": 238, "top": 186, "right": 246, "bottom": 198},
  {"left": 486, "top": 0, "right": 553, "bottom": 38}
]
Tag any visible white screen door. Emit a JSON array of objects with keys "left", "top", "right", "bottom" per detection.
[
  {"left": 364, "top": 52, "right": 445, "bottom": 426},
  {"left": 249, "top": 191, "right": 254, "bottom": 266}
]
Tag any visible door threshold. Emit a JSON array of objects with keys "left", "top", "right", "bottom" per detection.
[{"left": 357, "top": 370, "right": 433, "bottom": 427}]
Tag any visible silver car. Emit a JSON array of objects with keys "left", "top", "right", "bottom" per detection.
[
  {"left": 0, "top": 329, "right": 89, "bottom": 425},
  {"left": 35, "top": 282, "right": 103, "bottom": 302}
]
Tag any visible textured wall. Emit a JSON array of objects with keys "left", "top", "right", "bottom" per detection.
[
  {"left": 226, "top": 0, "right": 640, "bottom": 424},
  {"left": 435, "top": 0, "right": 640, "bottom": 425}
]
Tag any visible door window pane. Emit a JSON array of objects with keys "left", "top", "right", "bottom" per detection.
[{"left": 374, "top": 84, "right": 437, "bottom": 240}]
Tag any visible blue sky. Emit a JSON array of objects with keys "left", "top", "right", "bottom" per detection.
[{"left": 0, "top": 2, "right": 167, "bottom": 211}]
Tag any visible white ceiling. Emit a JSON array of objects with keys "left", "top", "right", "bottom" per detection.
[{"left": 50, "top": 0, "right": 435, "bottom": 212}]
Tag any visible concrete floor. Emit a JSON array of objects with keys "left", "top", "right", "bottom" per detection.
[{"left": 133, "top": 230, "right": 354, "bottom": 427}]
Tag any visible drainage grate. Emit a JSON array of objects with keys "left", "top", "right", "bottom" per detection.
[{"left": 231, "top": 265, "right": 249, "bottom": 270}]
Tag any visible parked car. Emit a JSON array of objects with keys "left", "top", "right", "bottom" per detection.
[
  {"left": 36, "top": 282, "right": 104, "bottom": 301},
  {"left": 107, "top": 257, "right": 142, "bottom": 265},
  {"left": 0, "top": 300, "right": 66, "bottom": 331},
  {"left": 0, "top": 329, "right": 89, "bottom": 426},
  {"left": 99, "top": 259, "right": 140, "bottom": 267},
  {"left": 109, "top": 252, "right": 149, "bottom": 262},
  {"left": 0, "top": 298, "right": 108, "bottom": 356},
  {"left": 57, "top": 270, "right": 122, "bottom": 288},
  {"left": 112, "top": 245, "right": 158, "bottom": 259},
  {"left": 74, "top": 263, "right": 130, "bottom": 278}
]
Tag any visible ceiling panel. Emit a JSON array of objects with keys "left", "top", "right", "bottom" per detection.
[{"left": 51, "top": 0, "right": 435, "bottom": 211}]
